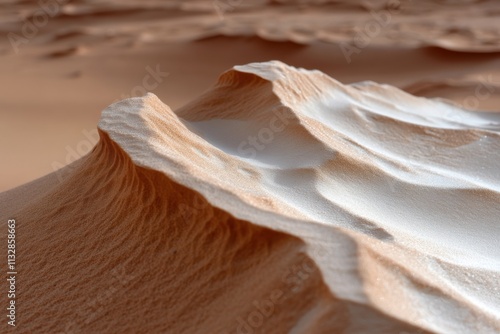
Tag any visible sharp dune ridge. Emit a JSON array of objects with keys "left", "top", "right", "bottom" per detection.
[{"left": 1, "top": 61, "right": 500, "bottom": 333}]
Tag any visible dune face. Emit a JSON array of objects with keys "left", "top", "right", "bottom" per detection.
[{"left": 1, "top": 61, "right": 499, "bottom": 333}]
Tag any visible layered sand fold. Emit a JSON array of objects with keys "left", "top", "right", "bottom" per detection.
[{"left": 1, "top": 61, "right": 499, "bottom": 333}]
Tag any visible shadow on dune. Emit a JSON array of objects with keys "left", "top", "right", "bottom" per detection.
[{"left": 1, "top": 131, "right": 427, "bottom": 333}]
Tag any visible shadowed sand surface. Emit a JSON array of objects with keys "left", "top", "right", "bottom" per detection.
[{"left": 1, "top": 61, "right": 499, "bottom": 333}]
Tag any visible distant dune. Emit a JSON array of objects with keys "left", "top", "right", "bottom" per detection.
[{"left": 1, "top": 62, "right": 499, "bottom": 333}]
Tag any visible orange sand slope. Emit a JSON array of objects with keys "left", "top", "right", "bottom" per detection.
[{"left": 1, "top": 62, "right": 500, "bottom": 333}]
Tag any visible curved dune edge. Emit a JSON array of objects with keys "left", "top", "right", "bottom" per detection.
[{"left": 1, "top": 61, "right": 500, "bottom": 333}]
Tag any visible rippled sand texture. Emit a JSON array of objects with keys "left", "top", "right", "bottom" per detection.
[{"left": 1, "top": 62, "right": 499, "bottom": 333}]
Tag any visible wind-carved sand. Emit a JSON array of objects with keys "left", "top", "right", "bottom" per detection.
[{"left": 1, "top": 61, "right": 499, "bottom": 333}]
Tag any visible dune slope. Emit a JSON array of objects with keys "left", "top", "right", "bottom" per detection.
[{"left": 1, "top": 61, "right": 500, "bottom": 333}]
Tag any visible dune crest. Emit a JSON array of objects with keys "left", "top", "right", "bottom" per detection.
[{"left": 2, "top": 61, "right": 500, "bottom": 333}]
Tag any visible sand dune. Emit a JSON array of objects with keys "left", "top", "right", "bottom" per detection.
[
  {"left": 2, "top": 0, "right": 500, "bottom": 190},
  {"left": 4, "top": 0, "right": 500, "bottom": 52},
  {"left": 2, "top": 61, "right": 499, "bottom": 333},
  {"left": 2, "top": 1, "right": 500, "bottom": 333}
]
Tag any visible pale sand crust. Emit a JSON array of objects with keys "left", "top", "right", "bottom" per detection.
[{"left": 1, "top": 62, "right": 499, "bottom": 333}]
